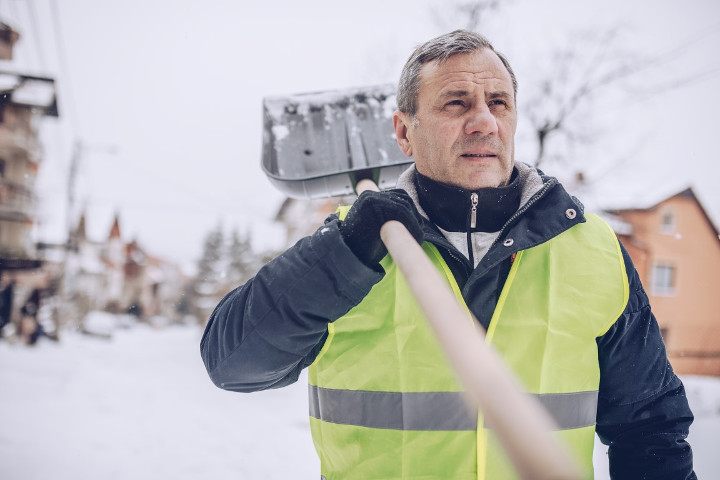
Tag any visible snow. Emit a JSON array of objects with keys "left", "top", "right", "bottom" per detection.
[
  {"left": 271, "top": 124, "right": 290, "bottom": 142},
  {"left": 0, "top": 323, "right": 317, "bottom": 480},
  {"left": 1, "top": 320, "right": 718, "bottom": 479},
  {"left": 263, "top": 84, "right": 397, "bottom": 123}
]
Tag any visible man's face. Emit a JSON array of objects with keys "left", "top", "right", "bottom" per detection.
[{"left": 393, "top": 49, "right": 517, "bottom": 190}]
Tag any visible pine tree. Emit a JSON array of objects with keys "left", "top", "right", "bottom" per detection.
[
  {"left": 196, "top": 223, "right": 225, "bottom": 285},
  {"left": 192, "top": 224, "right": 275, "bottom": 325},
  {"left": 227, "top": 229, "right": 257, "bottom": 286},
  {"left": 191, "top": 224, "right": 226, "bottom": 323}
]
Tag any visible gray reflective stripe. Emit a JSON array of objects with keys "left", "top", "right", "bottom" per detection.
[
  {"left": 309, "top": 385, "right": 598, "bottom": 432},
  {"left": 534, "top": 390, "right": 598, "bottom": 430},
  {"left": 309, "top": 385, "right": 477, "bottom": 431}
]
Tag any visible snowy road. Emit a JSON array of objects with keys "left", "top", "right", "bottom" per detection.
[{"left": 1, "top": 322, "right": 717, "bottom": 479}]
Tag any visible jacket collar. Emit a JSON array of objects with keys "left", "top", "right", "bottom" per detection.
[
  {"left": 413, "top": 170, "right": 522, "bottom": 233},
  {"left": 396, "top": 162, "right": 586, "bottom": 273},
  {"left": 396, "top": 162, "right": 547, "bottom": 227}
]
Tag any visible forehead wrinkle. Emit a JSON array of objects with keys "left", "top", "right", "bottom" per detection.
[
  {"left": 440, "top": 87, "right": 513, "bottom": 97},
  {"left": 440, "top": 89, "right": 471, "bottom": 99},
  {"left": 418, "top": 51, "right": 515, "bottom": 107},
  {"left": 432, "top": 71, "right": 511, "bottom": 92},
  {"left": 433, "top": 67, "right": 507, "bottom": 83}
]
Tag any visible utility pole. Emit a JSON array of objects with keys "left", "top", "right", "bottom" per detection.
[
  {"left": 66, "top": 140, "right": 81, "bottom": 250},
  {"left": 60, "top": 139, "right": 117, "bottom": 330}
]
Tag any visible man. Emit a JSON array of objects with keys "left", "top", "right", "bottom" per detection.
[
  {"left": 0, "top": 276, "right": 15, "bottom": 338},
  {"left": 201, "top": 30, "right": 695, "bottom": 479}
]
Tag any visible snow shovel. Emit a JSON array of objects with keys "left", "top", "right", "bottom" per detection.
[
  {"left": 262, "top": 84, "right": 413, "bottom": 198},
  {"left": 262, "top": 85, "right": 581, "bottom": 480}
]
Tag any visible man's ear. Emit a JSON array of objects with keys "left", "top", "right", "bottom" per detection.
[{"left": 393, "top": 111, "right": 413, "bottom": 158}]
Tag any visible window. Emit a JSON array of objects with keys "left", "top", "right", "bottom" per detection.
[
  {"left": 651, "top": 263, "right": 676, "bottom": 296},
  {"left": 660, "top": 208, "right": 675, "bottom": 234}
]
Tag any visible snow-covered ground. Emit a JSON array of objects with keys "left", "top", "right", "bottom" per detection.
[{"left": 1, "top": 316, "right": 718, "bottom": 479}]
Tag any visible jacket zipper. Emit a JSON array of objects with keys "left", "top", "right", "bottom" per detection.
[
  {"left": 421, "top": 177, "right": 558, "bottom": 285},
  {"left": 466, "top": 192, "right": 479, "bottom": 267},
  {"left": 470, "top": 192, "right": 478, "bottom": 229},
  {"left": 456, "top": 178, "right": 558, "bottom": 298}
]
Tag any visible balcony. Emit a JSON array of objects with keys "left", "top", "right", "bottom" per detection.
[
  {"left": 0, "top": 123, "right": 41, "bottom": 160},
  {"left": 0, "top": 179, "right": 35, "bottom": 219}
]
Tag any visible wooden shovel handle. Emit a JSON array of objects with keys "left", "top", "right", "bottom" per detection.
[{"left": 355, "top": 179, "right": 581, "bottom": 480}]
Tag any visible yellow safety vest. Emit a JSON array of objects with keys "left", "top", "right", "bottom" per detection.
[{"left": 308, "top": 214, "right": 629, "bottom": 479}]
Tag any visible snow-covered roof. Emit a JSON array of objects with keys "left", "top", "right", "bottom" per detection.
[
  {"left": 603, "top": 187, "right": 720, "bottom": 238},
  {"left": 597, "top": 211, "right": 634, "bottom": 236},
  {"left": 603, "top": 186, "right": 695, "bottom": 212},
  {"left": 0, "top": 71, "right": 58, "bottom": 116}
]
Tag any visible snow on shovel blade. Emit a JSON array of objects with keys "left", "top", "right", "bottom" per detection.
[{"left": 261, "top": 84, "right": 412, "bottom": 199}]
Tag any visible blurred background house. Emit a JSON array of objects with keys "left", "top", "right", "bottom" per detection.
[
  {"left": 274, "top": 196, "right": 350, "bottom": 247},
  {"left": 609, "top": 188, "right": 720, "bottom": 376},
  {"left": 0, "top": 17, "right": 190, "bottom": 342},
  {"left": 66, "top": 211, "right": 187, "bottom": 328},
  {"left": 0, "top": 22, "right": 59, "bottom": 341},
  {"left": 0, "top": 74, "right": 57, "bottom": 269}
]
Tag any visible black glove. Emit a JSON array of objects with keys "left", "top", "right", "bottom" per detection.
[{"left": 338, "top": 189, "right": 424, "bottom": 270}]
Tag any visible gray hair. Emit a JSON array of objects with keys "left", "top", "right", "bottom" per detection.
[{"left": 396, "top": 30, "right": 518, "bottom": 116}]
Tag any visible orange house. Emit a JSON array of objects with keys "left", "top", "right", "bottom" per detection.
[{"left": 609, "top": 188, "right": 720, "bottom": 376}]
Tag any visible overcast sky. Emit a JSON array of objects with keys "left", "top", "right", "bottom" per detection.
[{"left": 1, "top": 0, "right": 718, "bottom": 272}]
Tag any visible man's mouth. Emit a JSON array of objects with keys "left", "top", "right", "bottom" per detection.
[{"left": 461, "top": 154, "right": 496, "bottom": 157}]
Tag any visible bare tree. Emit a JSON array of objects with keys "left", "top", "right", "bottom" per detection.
[
  {"left": 522, "top": 26, "right": 720, "bottom": 169},
  {"left": 435, "top": 0, "right": 720, "bottom": 186},
  {"left": 432, "top": 0, "right": 512, "bottom": 33},
  {"left": 522, "top": 27, "right": 640, "bottom": 168}
]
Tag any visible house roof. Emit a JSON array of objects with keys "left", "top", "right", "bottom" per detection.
[
  {"left": 0, "top": 22, "right": 20, "bottom": 48},
  {"left": 75, "top": 212, "right": 87, "bottom": 240},
  {"left": 108, "top": 213, "right": 121, "bottom": 239},
  {"left": 0, "top": 71, "right": 58, "bottom": 117},
  {"left": 606, "top": 187, "right": 720, "bottom": 240},
  {"left": 597, "top": 211, "right": 634, "bottom": 236}
]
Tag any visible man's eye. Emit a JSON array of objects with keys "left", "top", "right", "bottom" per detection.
[{"left": 489, "top": 100, "right": 508, "bottom": 108}]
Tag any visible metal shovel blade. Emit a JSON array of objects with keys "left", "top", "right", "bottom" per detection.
[{"left": 261, "top": 84, "right": 412, "bottom": 199}]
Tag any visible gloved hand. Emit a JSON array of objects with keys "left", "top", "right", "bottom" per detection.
[{"left": 338, "top": 189, "right": 424, "bottom": 270}]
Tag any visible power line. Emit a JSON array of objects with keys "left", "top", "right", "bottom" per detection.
[
  {"left": 25, "top": 0, "right": 47, "bottom": 70},
  {"left": 49, "top": 0, "right": 79, "bottom": 134},
  {"left": 7, "top": 0, "right": 18, "bottom": 24}
]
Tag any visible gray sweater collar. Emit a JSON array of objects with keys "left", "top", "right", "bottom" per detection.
[
  {"left": 396, "top": 162, "right": 546, "bottom": 225},
  {"left": 395, "top": 162, "right": 546, "bottom": 267}
]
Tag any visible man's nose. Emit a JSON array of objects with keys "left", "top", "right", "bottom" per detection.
[{"left": 464, "top": 103, "right": 498, "bottom": 136}]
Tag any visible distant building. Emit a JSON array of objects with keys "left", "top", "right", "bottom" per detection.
[
  {"left": 0, "top": 22, "right": 19, "bottom": 61},
  {"left": 0, "top": 20, "right": 59, "bottom": 336},
  {"left": 607, "top": 188, "right": 720, "bottom": 376},
  {"left": 68, "top": 212, "right": 186, "bottom": 323},
  {"left": 274, "top": 196, "right": 351, "bottom": 247},
  {"left": 0, "top": 71, "right": 58, "bottom": 272}
]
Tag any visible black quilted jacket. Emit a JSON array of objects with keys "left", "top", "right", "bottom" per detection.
[{"left": 201, "top": 170, "right": 695, "bottom": 479}]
